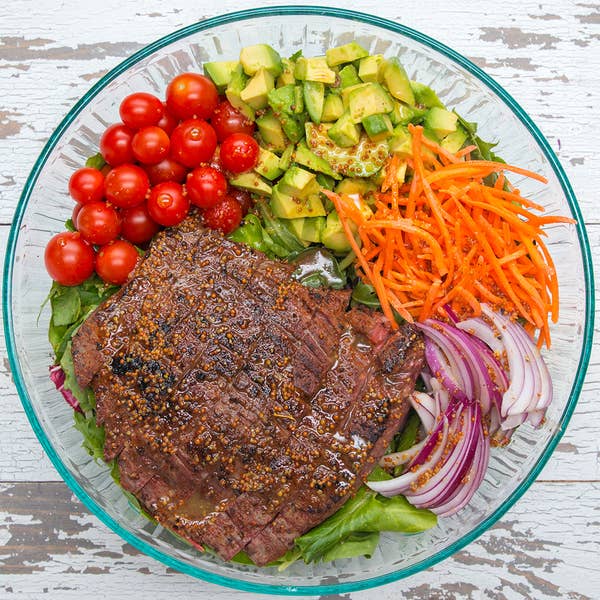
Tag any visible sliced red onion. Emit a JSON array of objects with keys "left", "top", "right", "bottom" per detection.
[
  {"left": 410, "top": 391, "right": 438, "bottom": 432},
  {"left": 49, "top": 364, "right": 82, "bottom": 413},
  {"left": 457, "top": 317, "right": 504, "bottom": 355}
]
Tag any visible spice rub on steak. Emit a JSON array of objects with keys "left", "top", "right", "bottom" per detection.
[{"left": 71, "top": 215, "right": 425, "bottom": 566}]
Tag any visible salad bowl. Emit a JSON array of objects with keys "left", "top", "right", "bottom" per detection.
[{"left": 3, "top": 6, "right": 594, "bottom": 594}]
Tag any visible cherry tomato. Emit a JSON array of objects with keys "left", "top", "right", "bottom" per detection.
[
  {"left": 44, "top": 231, "right": 95, "bottom": 286},
  {"left": 68, "top": 167, "right": 104, "bottom": 205},
  {"left": 95, "top": 240, "right": 139, "bottom": 285},
  {"left": 144, "top": 157, "right": 188, "bottom": 185},
  {"left": 202, "top": 196, "right": 242, "bottom": 234},
  {"left": 72, "top": 203, "right": 83, "bottom": 228},
  {"left": 156, "top": 103, "right": 178, "bottom": 135},
  {"left": 104, "top": 164, "right": 150, "bottom": 208},
  {"left": 229, "top": 187, "right": 253, "bottom": 216},
  {"left": 132, "top": 126, "right": 170, "bottom": 165},
  {"left": 119, "top": 92, "right": 164, "bottom": 130},
  {"left": 77, "top": 202, "right": 121, "bottom": 245},
  {"left": 210, "top": 100, "right": 255, "bottom": 142},
  {"left": 219, "top": 133, "right": 259, "bottom": 173},
  {"left": 170, "top": 119, "right": 217, "bottom": 168},
  {"left": 120, "top": 203, "right": 161, "bottom": 245},
  {"left": 147, "top": 181, "right": 190, "bottom": 226},
  {"left": 186, "top": 166, "right": 228, "bottom": 209},
  {"left": 166, "top": 73, "right": 219, "bottom": 121},
  {"left": 100, "top": 124, "right": 135, "bottom": 166}
]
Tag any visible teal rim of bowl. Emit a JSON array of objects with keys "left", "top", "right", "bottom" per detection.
[{"left": 3, "top": 6, "right": 595, "bottom": 595}]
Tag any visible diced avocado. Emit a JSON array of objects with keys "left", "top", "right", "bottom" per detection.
[
  {"left": 441, "top": 126, "right": 468, "bottom": 153},
  {"left": 279, "top": 113, "right": 306, "bottom": 143},
  {"left": 358, "top": 54, "right": 384, "bottom": 83},
  {"left": 424, "top": 107, "right": 458, "bottom": 137},
  {"left": 270, "top": 184, "right": 326, "bottom": 218},
  {"left": 229, "top": 172, "right": 272, "bottom": 196},
  {"left": 267, "top": 84, "right": 295, "bottom": 114},
  {"left": 301, "top": 216, "right": 326, "bottom": 243},
  {"left": 277, "top": 57, "right": 296, "bottom": 86},
  {"left": 381, "top": 58, "right": 415, "bottom": 105},
  {"left": 347, "top": 83, "right": 394, "bottom": 123},
  {"left": 278, "top": 144, "right": 295, "bottom": 170},
  {"left": 203, "top": 60, "right": 239, "bottom": 93},
  {"left": 362, "top": 113, "right": 393, "bottom": 141},
  {"left": 389, "top": 101, "right": 428, "bottom": 126},
  {"left": 240, "top": 67, "right": 275, "bottom": 110},
  {"left": 295, "top": 56, "right": 336, "bottom": 85},
  {"left": 294, "top": 142, "right": 342, "bottom": 180},
  {"left": 322, "top": 211, "right": 355, "bottom": 253},
  {"left": 325, "top": 42, "right": 369, "bottom": 66},
  {"left": 240, "top": 44, "right": 283, "bottom": 78},
  {"left": 341, "top": 83, "right": 370, "bottom": 107},
  {"left": 410, "top": 81, "right": 444, "bottom": 108},
  {"left": 225, "top": 65, "right": 255, "bottom": 120},
  {"left": 321, "top": 94, "right": 344, "bottom": 122},
  {"left": 286, "top": 217, "right": 305, "bottom": 239},
  {"left": 335, "top": 177, "right": 377, "bottom": 195},
  {"left": 256, "top": 111, "right": 287, "bottom": 152},
  {"left": 303, "top": 81, "right": 325, "bottom": 124},
  {"left": 316, "top": 172, "right": 336, "bottom": 190},
  {"left": 338, "top": 64, "right": 362, "bottom": 89},
  {"left": 306, "top": 123, "right": 388, "bottom": 177},
  {"left": 389, "top": 125, "right": 412, "bottom": 157},
  {"left": 278, "top": 165, "right": 320, "bottom": 199},
  {"left": 293, "top": 85, "right": 304, "bottom": 114},
  {"left": 328, "top": 111, "right": 361, "bottom": 147},
  {"left": 254, "top": 147, "right": 283, "bottom": 180}
]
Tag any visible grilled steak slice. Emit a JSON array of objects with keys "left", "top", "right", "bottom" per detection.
[{"left": 71, "top": 215, "right": 425, "bottom": 566}]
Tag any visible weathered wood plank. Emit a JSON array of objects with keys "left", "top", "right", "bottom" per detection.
[{"left": 0, "top": 481, "right": 598, "bottom": 598}]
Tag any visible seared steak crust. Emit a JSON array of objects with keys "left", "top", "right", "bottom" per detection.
[{"left": 72, "top": 215, "right": 425, "bottom": 565}]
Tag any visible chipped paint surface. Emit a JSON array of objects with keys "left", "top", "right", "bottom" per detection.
[{"left": 0, "top": 0, "right": 599, "bottom": 597}]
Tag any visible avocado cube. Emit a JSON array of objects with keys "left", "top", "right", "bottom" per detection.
[
  {"left": 328, "top": 111, "right": 361, "bottom": 147},
  {"left": 358, "top": 54, "right": 384, "bottom": 83},
  {"left": 286, "top": 217, "right": 306, "bottom": 240},
  {"left": 303, "top": 81, "right": 325, "bottom": 124},
  {"left": 229, "top": 172, "right": 272, "bottom": 196},
  {"left": 225, "top": 65, "right": 255, "bottom": 120},
  {"left": 321, "top": 94, "right": 344, "bottom": 122},
  {"left": 381, "top": 58, "right": 415, "bottom": 105},
  {"left": 240, "top": 44, "right": 283, "bottom": 77},
  {"left": 278, "top": 166, "right": 320, "bottom": 199},
  {"left": 240, "top": 67, "right": 275, "bottom": 110},
  {"left": 389, "top": 101, "right": 427, "bottom": 126},
  {"left": 295, "top": 56, "right": 336, "bottom": 85},
  {"left": 410, "top": 81, "right": 445, "bottom": 108},
  {"left": 301, "top": 216, "right": 326, "bottom": 243},
  {"left": 203, "top": 60, "right": 239, "bottom": 93},
  {"left": 277, "top": 57, "right": 296, "bottom": 86},
  {"left": 278, "top": 144, "right": 295, "bottom": 171},
  {"left": 294, "top": 142, "right": 341, "bottom": 180},
  {"left": 424, "top": 107, "right": 458, "bottom": 137},
  {"left": 293, "top": 85, "right": 304, "bottom": 114},
  {"left": 335, "top": 177, "right": 377, "bottom": 196},
  {"left": 267, "top": 84, "right": 295, "bottom": 114},
  {"left": 256, "top": 111, "right": 287, "bottom": 152},
  {"left": 339, "top": 64, "right": 361, "bottom": 89},
  {"left": 325, "top": 42, "right": 369, "bottom": 66},
  {"left": 347, "top": 83, "right": 394, "bottom": 123},
  {"left": 362, "top": 113, "right": 393, "bottom": 141},
  {"left": 279, "top": 113, "right": 306, "bottom": 144},
  {"left": 389, "top": 125, "right": 413, "bottom": 157},
  {"left": 270, "top": 185, "right": 326, "bottom": 219},
  {"left": 321, "top": 211, "right": 356, "bottom": 254},
  {"left": 441, "top": 126, "right": 468, "bottom": 153},
  {"left": 341, "top": 83, "right": 371, "bottom": 107},
  {"left": 254, "top": 147, "right": 283, "bottom": 180}
]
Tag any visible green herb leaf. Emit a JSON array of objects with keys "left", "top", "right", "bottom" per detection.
[
  {"left": 291, "top": 247, "right": 347, "bottom": 289},
  {"left": 65, "top": 218, "right": 76, "bottom": 232},
  {"left": 73, "top": 410, "right": 105, "bottom": 461},
  {"left": 50, "top": 286, "right": 81, "bottom": 327},
  {"left": 352, "top": 280, "right": 380, "bottom": 308}
]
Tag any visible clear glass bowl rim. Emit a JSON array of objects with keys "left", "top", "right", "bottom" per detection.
[{"left": 3, "top": 5, "right": 595, "bottom": 595}]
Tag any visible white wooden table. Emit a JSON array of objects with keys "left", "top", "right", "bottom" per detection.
[{"left": 1, "top": 1, "right": 598, "bottom": 598}]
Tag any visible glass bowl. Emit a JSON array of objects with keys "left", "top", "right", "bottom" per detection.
[{"left": 3, "top": 6, "right": 594, "bottom": 595}]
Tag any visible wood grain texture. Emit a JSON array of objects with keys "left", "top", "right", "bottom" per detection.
[{"left": 1, "top": 0, "right": 598, "bottom": 598}]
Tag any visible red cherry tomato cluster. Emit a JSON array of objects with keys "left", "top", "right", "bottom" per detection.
[{"left": 46, "top": 72, "right": 259, "bottom": 287}]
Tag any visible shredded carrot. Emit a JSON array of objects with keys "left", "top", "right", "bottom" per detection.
[{"left": 324, "top": 126, "right": 575, "bottom": 347}]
